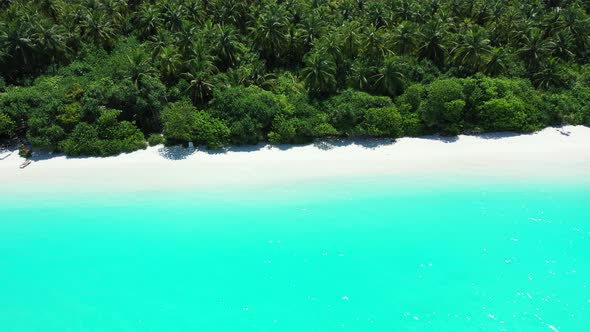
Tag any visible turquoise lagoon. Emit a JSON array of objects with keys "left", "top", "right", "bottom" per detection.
[{"left": 1, "top": 176, "right": 589, "bottom": 331}]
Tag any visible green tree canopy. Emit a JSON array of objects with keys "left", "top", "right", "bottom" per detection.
[
  {"left": 161, "top": 100, "right": 229, "bottom": 149},
  {"left": 420, "top": 79, "right": 466, "bottom": 135},
  {"left": 0, "top": 112, "right": 16, "bottom": 138},
  {"left": 0, "top": 0, "right": 589, "bottom": 155}
]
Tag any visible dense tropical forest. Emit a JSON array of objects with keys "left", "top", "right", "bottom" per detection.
[{"left": 1, "top": 0, "right": 590, "bottom": 156}]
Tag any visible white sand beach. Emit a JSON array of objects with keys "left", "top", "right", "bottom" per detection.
[{"left": 1, "top": 126, "right": 590, "bottom": 191}]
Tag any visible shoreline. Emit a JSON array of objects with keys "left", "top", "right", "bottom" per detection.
[{"left": 1, "top": 126, "right": 590, "bottom": 193}]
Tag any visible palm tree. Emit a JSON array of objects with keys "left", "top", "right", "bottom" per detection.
[
  {"left": 318, "top": 37, "right": 347, "bottom": 87},
  {"left": 423, "top": 0, "right": 442, "bottom": 17},
  {"left": 62, "top": 4, "right": 86, "bottom": 34},
  {"left": 360, "top": 25, "right": 386, "bottom": 64},
  {"left": 161, "top": 3, "right": 186, "bottom": 32},
  {"left": 542, "top": 7, "right": 562, "bottom": 37},
  {"left": 451, "top": 26, "right": 492, "bottom": 72},
  {"left": 101, "top": 0, "right": 128, "bottom": 26},
  {"left": 249, "top": 3, "right": 288, "bottom": 65},
  {"left": 298, "top": 10, "right": 325, "bottom": 51},
  {"left": 533, "top": 58, "right": 568, "bottom": 89},
  {"left": 518, "top": 28, "right": 550, "bottom": 69},
  {"left": 81, "top": 12, "right": 116, "bottom": 48},
  {"left": 231, "top": 54, "right": 275, "bottom": 88},
  {"left": 184, "top": 0, "right": 204, "bottom": 25},
  {"left": 181, "top": 35, "right": 217, "bottom": 105},
  {"left": 126, "top": 49, "right": 156, "bottom": 89},
  {"left": 449, "top": 0, "right": 485, "bottom": 20},
  {"left": 213, "top": 24, "right": 245, "bottom": 70},
  {"left": 285, "top": 23, "right": 305, "bottom": 66},
  {"left": 185, "top": 38, "right": 217, "bottom": 75},
  {"left": 33, "top": 23, "right": 70, "bottom": 64},
  {"left": 355, "top": 0, "right": 367, "bottom": 11},
  {"left": 559, "top": 3, "right": 590, "bottom": 59},
  {"left": 484, "top": 47, "right": 510, "bottom": 76},
  {"left": 337, "top": 21, "right": 360, "bottom": 59},
  {"left": 0, "top": 24, "right": 9, "bottom": 62},
  {"left": 302, "top": 52, "right": 337, "bottom": 97},
  {"left": 157, "top": 46, "right": 182, "bottom": 82},
  {"left": 349, "top": 59, "right": 377, "bottom": 92},
  {"left": 3, "top": 22, "right": 35, "bottom": 68},
  {"left": 391, "top": 22, "right": 418, "bottom": 55},
  {"left": 489, "top": 5, "right": 519, "bottom": 45},
  {"left": 392, "top": 0, "right": 418, "bottom": 22},
  {"left": 182, "top": 70, "right": 216, "bottom": 106},
  {"left": 36, "top": 0, "right": 62, "bottom": 22},
  {"left": 548, "top": 30, "right": 575, "bottom": 61},
  {"left": 471, "top": 0, "right": 494, "bottom": 26},
  {"left": 337, "top": 0, "right": 359, "bottom": 21},
  {"left": 0, "top": 0, "right": 12, "bottom": 10},
  {"left": 417, "top": 20, "right": 447, "bottom": 68},
  {"left": 365, "top": 1, "right": 388, "bottom": 28},
  {"left": 135, "top": 4, "right": 162, "bottom": 39},
  {"left": 174, "top": 26, "right": 197, "bottom": 58},
  {"left": 373, "top": 57, "right": 405, "bottom": 97},
  {"left": 214, "top": 0, "right": 248, "bottom": 29},
  {"left": 145, "top": 32, "right": 171, "bottom": 59}
]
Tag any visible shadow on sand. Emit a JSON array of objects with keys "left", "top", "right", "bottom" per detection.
[
  {"left": 476, "top": 131, "right": 531, "bottom": 140},
  {"left": 156, "top": 143, "right": 270, "bottom": 159},
  {"left": 474, "top": 127, "right": 570, "bottom": 140},
  {"left": 416, "top": 135, "right": 459, "bottom": 143},
  {"left": 5, "top": 126, "right": 574, "bottom": 163},
  {"left": 27, "top": 151, "right": 93, "bottom": 162},
  {"left": 311, "top": 138, "right": 397, "bottom": 151},
  {"left": 157, "top": 145, "right": 196, "bottom": 160}
]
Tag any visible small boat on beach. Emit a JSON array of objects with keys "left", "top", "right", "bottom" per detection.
[
  {"left": 19, "top": 160, "right": 32, "bottom": 169},
  {"left": 0, "top": 151, "right": 11, "bottom": 160}
]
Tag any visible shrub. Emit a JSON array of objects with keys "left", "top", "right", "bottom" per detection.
[
  {"left": 272, "top": 72, "right": 306, "bottom": 96},
  {"left": 162, "top": 101, "right": 230, "bottom": 149},
  {"left": 98, "top": 120, "right": 147, "bottom": 155},
  {"left": 396, "top": 84, "right": 424, "bottom": 113},
  {"left": 191, "top": 111, "right": 230, "bottom": 149},
  {"left": 544, "top": 87, "right": 590, "bottom": 126},
  {"left": 401, "top": 112, "right": 424, "bottom": 137},
  {"left": 82, "top": 76, "right": 166, "bottom": 133},
  {"left": 56, "top": 103, "right": 83, "bottom": 131},
  {"left": 27, "top": 123, "right": 66, "bottom": 150},
  {"left": 269, "top": 114, "right": 338, "bottom": 144},
  {"left": 269, "top": 95, "right": 338, "bottom": 144},
  {"left": 323, "top": 89, "right": 393, "bottom": 136},
  {"left": 354, "top": 106, "right": 404, "bottom": 138},
  {"left": 0, "top": 86, "right": 45, "bottom": 129},
  {"left": 18, "top": 144, "right": 32, "bottom": 158},
  {"left": 227, "top": 116, "right": 263, "bottom": 145},
  {"left": 148, "top": 134, "right": 165, "bottom": 146},
  {"left": 0, "top": 113, "right": 16, "bottom": 138},
  {"left": 161, "top": 101, "right": 196, "bottom": 142},
  {"left": 479, "top": 97, "right": 528, "bottom": 132},
  {"left": 420, "top": 79, "right": 465, "bottom": 135},
  {"left": 60, "top": 109, "right": 147, "bottom": 156},
  {"left": 461, "top": 76, "right": 546, "bottom": 126},
  {"left": 208, "top": 86, "right": 291, "bottom": 144},
  {"left": 60, "top": 122, "right": 101, "bottom": 156}
]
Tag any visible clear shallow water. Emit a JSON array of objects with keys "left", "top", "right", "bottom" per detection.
[{"left": 1, "top": 177, "right": 589, "bottom": 332}]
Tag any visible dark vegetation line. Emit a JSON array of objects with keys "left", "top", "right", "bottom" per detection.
[{"left": 0, "top": 0, "right": 589, "bottom": 157}]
